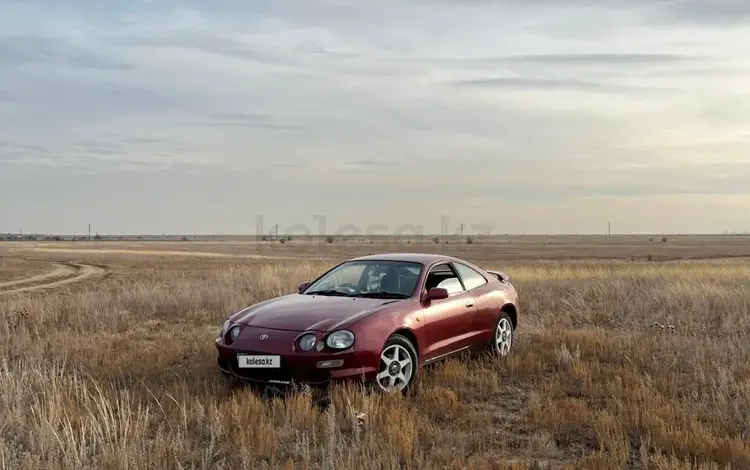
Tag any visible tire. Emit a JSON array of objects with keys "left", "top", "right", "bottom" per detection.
[
  {"left": 489, "top": 312, "right": 514, "bottom": 357},
  {"left": 374, "top": 334, "right": 420, "bottom": 395}
]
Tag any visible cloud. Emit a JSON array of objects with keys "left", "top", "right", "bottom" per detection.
[
  {"left": 0, "top": 34, "right": 132, "bottom": 70},
  {"left": 1, "top": 0, "right": 750, "bottom": 234},
  {"left": 347, "top": 159, "right": 393, "bottom": 167},
  {"left": 108, "top": 31, "right": 291, "bottom": 67},
  {"left": 452, "top": 76, "right": 637, "bottom": 93},
  {"left": 195, "top": 112, "right": 307, "bottom": 130},
  {"left": 119, "top": 136, "right": 176, "bottom": 145},
  {"left": 430, "top": 0, "right": 750, "bottom": 27},
  {"left": 652, "top": 0, "right": 750, "bottom": 26},
  {"left": 466, "top": 52, "right": 695, "bottom": 66}
]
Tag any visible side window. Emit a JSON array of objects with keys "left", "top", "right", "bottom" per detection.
[
  {"left": 454, "top": 263, "right": 488, "bottom": 291},
  {"left": 424, "top": 263, "right": 465, "bottom": 296},
  {"left": 436, "top": 277, "right": 464, "bottom": 295}
]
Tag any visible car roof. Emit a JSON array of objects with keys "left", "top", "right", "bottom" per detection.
[{"left": 349, "top": 252, "right": 464, "bottom": 265}]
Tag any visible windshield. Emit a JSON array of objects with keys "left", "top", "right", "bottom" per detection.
[{"left": 303, "top": 260, "right": 423, "bottom": 298}]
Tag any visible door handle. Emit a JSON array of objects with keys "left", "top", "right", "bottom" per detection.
[{"left": 465, "top": 300, "right": 475, "bottom": 308}]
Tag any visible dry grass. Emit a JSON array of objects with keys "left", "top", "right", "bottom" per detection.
[
  {"left": 1, "top": 240, "right": 750, "bottom": 469},
  {"left": 8, "top": 233, "right": 750, "bottom": 262},
  {"left": 0, "top": 257, "right": 52, "bottom": 282}
]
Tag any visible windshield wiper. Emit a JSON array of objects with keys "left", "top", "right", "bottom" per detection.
[
  {"left": 356, "top": 291, "right": 410, "bottom": 299},
  {"left": 305, "top": 289, "right": 352, "bottom": 296}
]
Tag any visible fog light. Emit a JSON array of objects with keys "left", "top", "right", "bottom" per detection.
[{"left": 317, "top": 359, "right": 344, "bottom": 368}]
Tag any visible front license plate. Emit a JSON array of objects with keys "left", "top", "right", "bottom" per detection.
[{"left": 237, "top": 354, "right": 281, "bottom": 368}]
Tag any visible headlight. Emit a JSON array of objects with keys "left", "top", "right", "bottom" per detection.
[
  {"left": 228, "top": 325, "right": 241, "bottom": 342},
  {"left": 325, "top": 330, "right": 354, "bottom": 350},
  {"left": 298, "top": 333, "right": 317, "bottom": 351}
]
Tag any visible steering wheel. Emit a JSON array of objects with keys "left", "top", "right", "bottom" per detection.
[{"left": 337, "top": 283, "right": 358, "bottom": 294}]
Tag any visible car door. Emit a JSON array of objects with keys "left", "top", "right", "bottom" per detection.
[
  {"left": 420, "top": 262, "right": 479, "bottom": 361},
  {"left": 453, "top": 262, "right": 495, "bottom": 343}
]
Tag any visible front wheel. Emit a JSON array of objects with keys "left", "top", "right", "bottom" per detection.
[
  {"left": 374, "top": 334, "right": 420, "bottom": 394},
  {"left": 490, "top": 312, "right": 514, "bottom": 357}
]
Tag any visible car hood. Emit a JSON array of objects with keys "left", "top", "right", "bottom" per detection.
[{"left": 230, "top": 293, "right": 402, "bottom": 332}]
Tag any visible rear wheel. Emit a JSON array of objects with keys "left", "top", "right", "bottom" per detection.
[
  {"left": 374, "top": 334, "right": 419, "bottom": 394},
  {"left": 490, "top": 312, "right": 514, "bottom": 357}
]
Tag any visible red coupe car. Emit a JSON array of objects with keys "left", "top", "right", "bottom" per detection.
[{"left": 215, "top": 253, "right": 519, "bottom": 393}]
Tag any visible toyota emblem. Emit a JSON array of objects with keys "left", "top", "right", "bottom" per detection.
[{"left": 259, "top": 334, "right": 269, "bottom": 340}]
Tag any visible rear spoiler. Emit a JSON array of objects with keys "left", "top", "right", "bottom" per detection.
[{"left": 485, "top": 269, "right": 511, "bottom": 283}]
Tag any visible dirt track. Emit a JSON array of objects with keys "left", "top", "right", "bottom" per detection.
[{"left": 0, "top": 261, "right": 106, "bottom": 295}]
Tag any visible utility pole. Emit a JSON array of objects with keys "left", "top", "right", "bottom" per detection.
[
  {"left": 88, "top": 223, "right": 91, "bottom": 241},
  {"left": 460, "top": 223, "right": 464, "bottom": 238},
  {"left": 608, "top": 221, "right": 611, "bottom": 240}
]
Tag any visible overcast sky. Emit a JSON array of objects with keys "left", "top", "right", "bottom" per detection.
[{"left": 1, "top": 0, "right": 749, "bottom": 235}]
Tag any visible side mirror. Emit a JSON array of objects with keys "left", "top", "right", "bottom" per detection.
[
  {"left": 297, "top": 282, "right": 310, "bottom": 294},
  {"left": 422, "top": 287, "right": 448, "bottom": 302}
]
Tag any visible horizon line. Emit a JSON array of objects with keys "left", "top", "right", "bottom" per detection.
[{"left": 2, "top": 232, "right": 749, "bottom": 238}]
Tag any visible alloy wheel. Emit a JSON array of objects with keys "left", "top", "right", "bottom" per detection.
[
  {"left": 495, "top": 317, "right": 513, "bottom": 356},
  {"left": 376, "top": 344, "right": 414, "bottom": 392}
]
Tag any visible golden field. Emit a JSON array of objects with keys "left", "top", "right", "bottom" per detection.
[
  {"left": 1, "top": 235, "right": 750, "bottom": 469},
  {"left": 0, "top": 257, "right": 51, "bottom": 283}
]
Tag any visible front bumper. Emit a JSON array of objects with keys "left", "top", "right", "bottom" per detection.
[{"left": 215, "top": 329, "right": 377, "bottom": 386}]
